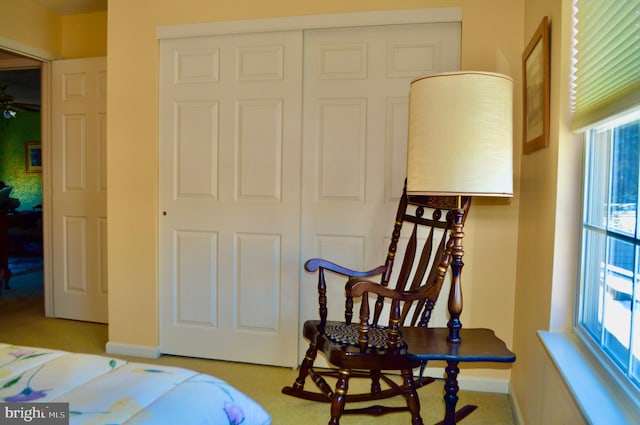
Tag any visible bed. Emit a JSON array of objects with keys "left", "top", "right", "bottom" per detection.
[{"left": 0, "top": 343, "right": 271, "bottom": 424}]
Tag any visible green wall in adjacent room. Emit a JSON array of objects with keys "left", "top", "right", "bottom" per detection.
[{"left": 0, "top": 111, "right": 42, "bottom": 211}]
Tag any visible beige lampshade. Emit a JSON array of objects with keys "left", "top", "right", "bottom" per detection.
[{"left": 407, "top": 71, "right": 514, "bottom": 197}]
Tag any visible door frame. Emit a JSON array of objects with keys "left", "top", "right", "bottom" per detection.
[
  {"left": 0, "top": 38, "right": 57, "bottom": 317},
  {"left": 41, "top": 61, "right": 53, "bottom": 317}
]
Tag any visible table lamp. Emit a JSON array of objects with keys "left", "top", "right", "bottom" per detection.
[{"left": 406, "top": 71, "right": 514, "bottom": 342}]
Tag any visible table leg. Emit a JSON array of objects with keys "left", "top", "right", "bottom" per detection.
[
  {"left": 443, "top": 360, "right": 460, "bottom": 424},
  {"left": 435, "top": 360, "right": 477, "bottom": 425}
]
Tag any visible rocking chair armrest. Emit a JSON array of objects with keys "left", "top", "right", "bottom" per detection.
[
  {"left": 304, "top": 258, "right": 386, "bottom": 278},
  {"left": 346, "top": 278, "right": 438, "bottom": 302}
]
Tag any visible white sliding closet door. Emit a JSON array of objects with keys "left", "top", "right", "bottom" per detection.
[
  {"left": 158, "top": 17, "right": 461, "bottom": 367},
  {"left": 159, "top": 31, "right": 303, "bottom": 367},
  {"left": 300, "top": 23, "right": 461, "bottom": 363}
]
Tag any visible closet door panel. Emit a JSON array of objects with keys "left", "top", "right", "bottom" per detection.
[
  {"left": 159, "top": 31, "right": 302, "bottom": 367},
  {"left": 300, "top": 22, "right": 461, "bottom": 364}
]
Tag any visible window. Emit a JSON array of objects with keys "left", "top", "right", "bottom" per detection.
[
  {"left": 573, "top": 0, "right": 640, "bottom": 400},
  {"left": 579, "top": 110, "right": 640, "bottom": 391}
]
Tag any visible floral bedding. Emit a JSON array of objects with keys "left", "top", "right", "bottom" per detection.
[{"left": 0, "top": 343, "right": 271, "bottom": 424}]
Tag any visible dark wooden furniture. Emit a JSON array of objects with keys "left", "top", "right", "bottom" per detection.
[
  {"left": 7, "top": 210, "right": 43, "bottom": 256},
  {"left": 403, "top": 327, "right": 516, "bottom": 425},
  {"left": 0, "top": 211, "right": 11, "bottom": 293},
  {"left": 0, "top": 209, "right": 44, "bottom": 294},
  {"left": 282, "top": 182, "right": 471, "bottom": 425}
]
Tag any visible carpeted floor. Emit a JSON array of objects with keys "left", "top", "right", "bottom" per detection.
[{"left": 0, "top": 269, "right": 517, "bottom": 424}]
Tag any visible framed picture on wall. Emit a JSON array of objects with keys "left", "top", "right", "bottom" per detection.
[
  {"left": 522, "top": 16, "right": 550, "bottom": 154},
  {"left": 25, "top": 141, "right": 42, "bottom": 173}
]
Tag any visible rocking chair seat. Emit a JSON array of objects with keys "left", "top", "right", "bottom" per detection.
[
  {"left": 303, "top": 320, "right": 418, "bottom": 370},
  {"left": 325, "top": 323, "right": 407, "bottom": 350}
]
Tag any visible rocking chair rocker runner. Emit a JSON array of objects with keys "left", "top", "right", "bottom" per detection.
[{"left": 282, "top": 183, "right": 471, "bottom": 425}]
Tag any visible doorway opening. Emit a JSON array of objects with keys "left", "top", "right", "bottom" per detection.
[{"left": 0, "top": 50, "right": 44, "bottom": 303}]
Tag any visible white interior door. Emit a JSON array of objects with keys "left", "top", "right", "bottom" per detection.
[
  {"left": 51, "top": 57, "right": 108, "bottom": 323},
  {"left": 159, "top": 31, "right": 303, "bottom": 367},
  {"left": 300, "top": 23, "right": 461, "bottom": 361}
]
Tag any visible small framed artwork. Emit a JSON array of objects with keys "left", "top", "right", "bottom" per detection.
[
  {"left": 522, "top": 16, "right": 550, "bottom": 154},
  {"left": 25, "top": 141, "right": 42, "bottom": 173}
]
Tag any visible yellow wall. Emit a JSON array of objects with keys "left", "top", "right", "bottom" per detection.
[
  {"left": 511, "top": 0, "right": 585, "bottom": 423},
  {"left": 0, "top": 0, "right": 62, "bottom": 58},
  {"left": 456, "top": 0, "right": 522, "bottom": 385},
  {"left": 107, "top": 0, "right": 523, "bottom": 382},
  {"left": 1, "top": 0, "right": 590, "bottom": 421},
  {"left": 107, "top": 1, "right": 585, "bottom": 420},
  {"left": 0, "top": 3, "right": 106, "bottom": 59},
  {"left": 62, "top": 12, "right": 108, "bottom": 58}
]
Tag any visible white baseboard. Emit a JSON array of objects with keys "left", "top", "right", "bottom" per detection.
[
  {"left": 458, "top": 375, "right": 511, "bottom": 394},
  {"left": 419, "top": 366, "right": 511, "bottom": 393},
  {"left": 313, "top": 364, "right": 512, "bottom": 394},
  {"left": 509, "top": 381, "right": 525, "bottom": 425},
  {"left": 105, "top": 341, "right": 161, "bottom": 359}
]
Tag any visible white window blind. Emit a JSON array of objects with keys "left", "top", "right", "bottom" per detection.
[{"left": 572, "top": 0, "right": 640, "bottom": 131}]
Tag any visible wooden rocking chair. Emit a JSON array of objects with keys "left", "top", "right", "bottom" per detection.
[{"left": 282, "top": 182, "right": 471, "bottom": 425}]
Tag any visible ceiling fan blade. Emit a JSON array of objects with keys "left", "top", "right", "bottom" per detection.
[{"left": 12, "top": 102, "right": 40, "bottom": 112}]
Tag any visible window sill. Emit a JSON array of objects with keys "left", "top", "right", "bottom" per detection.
[{"left": 538, "top": 331, "right": 638, "bottom": 424}]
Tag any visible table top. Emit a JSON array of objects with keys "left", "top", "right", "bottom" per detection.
[{"left": 402, "top": 327, "right": 516, "bottom": 363}]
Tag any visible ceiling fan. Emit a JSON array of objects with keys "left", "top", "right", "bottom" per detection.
[{"left": 0, "top": 85, "right": 40, "bottom": 119}]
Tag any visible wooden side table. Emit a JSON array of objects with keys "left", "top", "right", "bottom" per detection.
[{"left": 402, "top": 327, "right": 516, "bottom": 425}]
